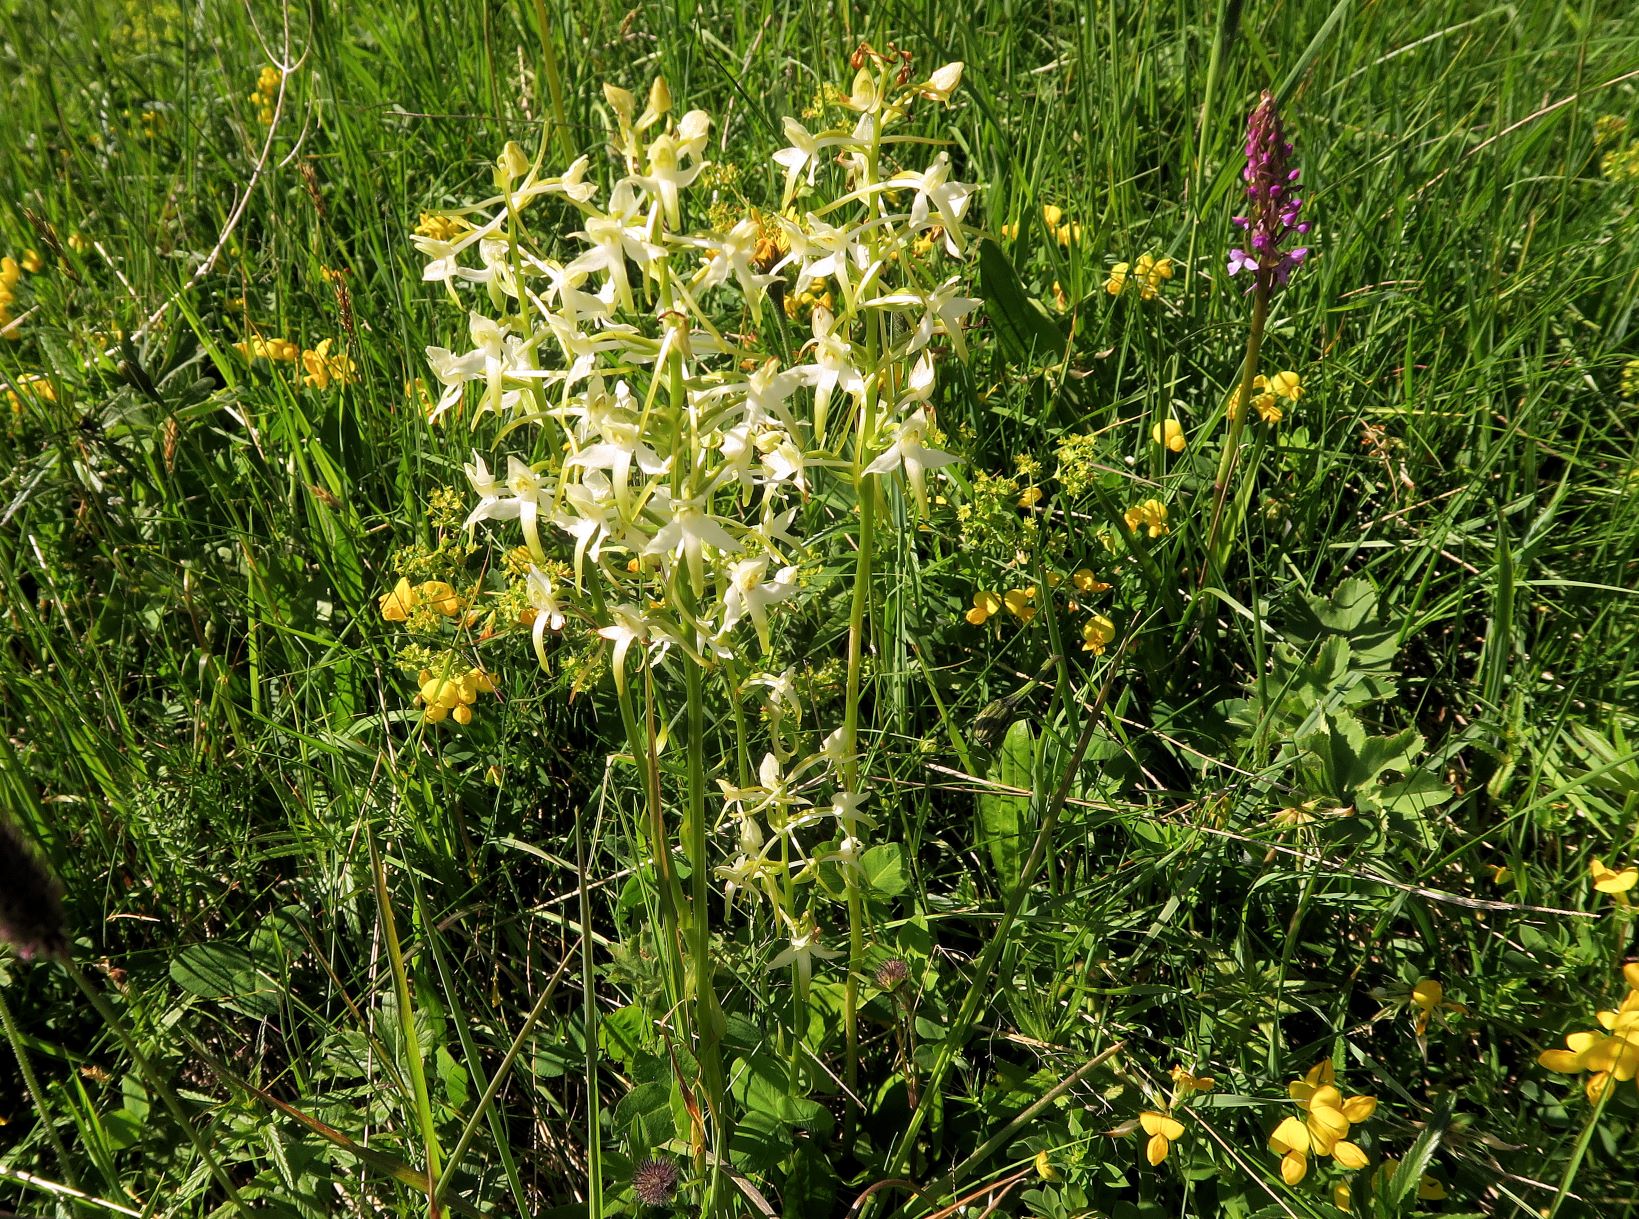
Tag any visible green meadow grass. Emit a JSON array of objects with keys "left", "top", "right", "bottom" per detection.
[{"left": 1, "top": 0, "right": 1637, "bottom": 1216}]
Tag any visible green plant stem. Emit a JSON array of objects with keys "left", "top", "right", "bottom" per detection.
[
  {"left": 367, "top": 834, "right": 444, "bottom": 1209},
  {"left": 880, "top": 643, "right": 1129, "bottom": 1207},
  {"left": 1200, "top": 286, "right": 1270, "bottom": 588},
  {"left": 61, "top": 958, "right": 250, "bottom": 1215},
  {"left": 0, "top": 983, "right": 79, "bottom": 1191},
  {"left": 526, "top": 0, "right": 575, "bottom": 166},
  {"left": 575, "top": 788, "right": 604, "bottom": 1219}
]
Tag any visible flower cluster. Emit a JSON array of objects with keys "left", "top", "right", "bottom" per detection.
[
  {"left": 1228, "top": 91, "right": 1311, "bottom": 290},
  {"left": 1268, "top": 1061, "right": 1376, "bottom": 1184},
  {"left": 1596, "top": 114, "right": 1639, "bottom": 183},
  {"left": 999, "top": 203, "right": 1083, "bottom": 247},
  {"left": 1132, "top": 1063, "right": 1215, "bottom": 1166},
  {"left": 1123, "top": 498, "right": 1169, "bottom": 539},
  {"left": 1106, "top": 253, "right": 1174, "bottom": 299},
  {"left": 1538, "top": 962, "right": 1639, "bottom": 1102},
  {"left": 405, "top": 62, "right": 978, "bottom": 930},
  {"left": 379, "top": 577, "right": 464, "bottom": 623},
  {"left": 233, "top": 333, "right": 356, "bottom": 388},
  {"left": 1231, "top": 369, "right": 1303, "bottom": 424},
  {"left": 1152, "top": 417, "right": 1186, "bottom": 452},
  {"left": 415, "top": 665, "right": 497, "bottom": 725},
  {"left": 1621, "top": 359, "right": 1639, "bottom": 400},
  {"left": 249, "top": 65, "right": 280, "bottom": 125},
  {"left": 965, "top": 567, "right": 1114, "bottom": 651}
]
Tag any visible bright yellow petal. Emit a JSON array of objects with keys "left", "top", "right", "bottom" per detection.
[
  {"left": 1341, "top": 1094, "right": 1377, "bottom": 1123},
  {"left": 1418, "top": 1175, "right": 1448, "bottom": 1201},
  {"left": 1280, "top": 1150, "right": 1308, "bottom": 1185},
  {"left": 1333, "top": 1140, "right": 1369, "bottom": 1170},
  {"left": 1624, "top": 962, "right": 1639, "bottom": 992},
  {"left": 1411, "top": 979, "right": 1444, "bottom": 1010},
  {"left": 1567, "top": 1030, "right": 1601, "bottom": 1054},
  {"left": 1538, "top": 1048, "right": 1587, "bottom": 1073},
  {"left": 1586, "top": 1071, "right": 1613, "bottom": 1104},
  {"left": 1333, "top": 1182, "right": 1353, "bottom": 1213},
  {"left": 1145, "top": 1132, "right": 1170, "bottom": 1165},
  {"left": 1269, "top": 1116, "right": 1310, "bottom": 1154},
  {"left": 1306, "top": 1060, "right": 1336, "bottom": 1087},
  {"left": 1288, "top": 1080, "right": 1317, "bottom": 1105}
]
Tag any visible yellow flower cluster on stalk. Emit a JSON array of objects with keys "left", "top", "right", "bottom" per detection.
[
  {"left": 999, "top": 203, "right": 1082, "bottom": 247},
  {"left": 965, "top": 567, "right": 1114, "bottom": 652},
  {"left": 249, "top": 65, "right": 281, "bottom": 125},
  {"left": 1267, "top": 1061, "right": 1376, "bottom": 1184},
  {"left": 1231, "top": 369, "right": 1303, "bottom": 424},
  {"left": 234, "top": 333, "right": 356, "bottom": 388},
  {"left": 1151, "top": 417, "right": 1186, "bottom": 452},
  {"left": 1538, "top": 963, "right": 1639, "bottom": 1103},
  {"left": 1132, "top": 1064, "right": 1215, "bottom": 1166},
  {"left": 416, "top": 665, "right": 497, "bottom": 725},
  {"left": 1123, "top": 498, "right": 1168, "bottom": 539},
  {"left": 1106, "top": 253, "right": 1174, "bottom": 299}
]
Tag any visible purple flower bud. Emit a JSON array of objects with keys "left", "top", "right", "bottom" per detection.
[{"left": 1231, "top": 91, "right": 1312, "bottom": 293}]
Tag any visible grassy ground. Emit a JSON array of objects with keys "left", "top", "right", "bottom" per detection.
[{"left": 1, "top": 0, "right": 1637, "bottom": 1216}]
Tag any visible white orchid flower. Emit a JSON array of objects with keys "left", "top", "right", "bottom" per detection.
[{"left": 864, "top": 407, "right": 958, "bottom": 514}]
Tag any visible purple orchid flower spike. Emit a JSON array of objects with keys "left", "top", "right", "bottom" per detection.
[{"left": 1227, "top": 90, "right": 1311, "bottom": 291}]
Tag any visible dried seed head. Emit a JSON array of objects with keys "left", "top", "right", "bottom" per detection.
[
  {"left": 0, "top": 816, "right": 68, "bottom": 962},
  {"left": 632, "top": 1157, "right": 681, "bottom": 1207},
  {"left": 875, "top": 957, "right": 910, "bottom": 990}
]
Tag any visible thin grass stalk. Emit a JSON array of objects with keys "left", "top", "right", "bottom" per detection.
[{"left": 367, "top": 833, "right": 444, "bottom": 1212}]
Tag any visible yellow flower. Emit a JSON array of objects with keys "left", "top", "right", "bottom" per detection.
[
  {"left": 0, "top": 257, "right": 19, "bottom": 288},
  {"left": 1081, "top": 613, "right": 1115, "bottom": 655},
  {"left": 1489, "top": 863, "right": 1512, "bottom": 885},
  {"left": 1018, "top": 486, "right": 1043, "bottom": 509},
  {"left": 417, "top": 665, "right": 497, "bottom": 726},
  {"left": 301, "top": 338, "right": 357, "bottom": 389},
  {"left": 21, "top": 249, "right": 44, "bottom": 274},
  {"left": 1041, "top": 204, "right": 1064, "bottom": 227},
  {"left": 417, "top": 580, "right": 462, "bottom": 616},
  {"left": 1134, "top": 253, "right": 1174, "bottom": 299},
  {"left": 1003, "top": 587, "right": 1038, "bottom": 623},
  {"left": 999, "top": 222, "right": 1018, "bottom": 241},
  {"left": 1169, "top": 1065, "right": 1215, "bottom": 1096},
  {"left": 379, "top": 577, "right": 419, "bottom": 623},
  {"left": 1123, "top": 499, "right": 1169, "bottom": 539},
  {"left": 1071, "top": 568, "right": 1110, "bottom": 594},
  {"left": 965, "top": 589, "right": 1001, "bottom": 626},
  {"left": 1274, "top": 1064, "right": 1376, "bottom": 1181},
  {"left": 1138, "top": 1110, "right": 1184, "bottom": 1166},
  {"left": 415, "top": 212, "right": 469, "bottom": 242},
  {"left": 1105, "top": 261, "right": 1130, "bottom": 296},
  {"left": 1152, "top": 418, "right": 1186, "bottom": 452},
  {"left": 1266, "top": 370, "right": 1303, "bottom": 400},
  {"left": 1033, "top": 1149, "right": 1060, "bottom": 1182},
  {"left": 1591, "top": 857, "right": 1637, "bottom": 897}
]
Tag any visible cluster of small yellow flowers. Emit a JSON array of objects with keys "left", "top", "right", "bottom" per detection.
[
  {"left": 1232, "top": 369, "right": 1303, "bottom": 424},
  {"left": 0, "top": 254, "right": 41, "bottom": 339},
  {"left": 379, "top": 577, "right": 464, "bottom": 623},
  {"left": 1123, "top": 498, "right": 1169, "bottom": 538},
  {"left": 1106, "top": 253, "right": 1174, "bottom": 299},
  {"left": 1538, "top": 963, "right": 1639, "bottom": 1103},
  {"left": 234, "top": 334, "right": 300, "bottom": 362},
  {"left": 414, "top": 212, "right": 469, "bottom": 242},
  {"left": 415, "top": 665, "right": 497, "bottom": 725},
  {"left": 4, "top": 374, "right": 55, "bottom": 414},
  {"left": 249, "top": 65, "right": 281, "bottom": 125},
  {"left": 1268, "top": 1061, "right": 1376, "bottom": 1184},
  {"left": 1591, "top": 856, "right": 1637, "bottom": 906},
  {"left": 1132, "top": 1065, "right": 1215, "bottom": 1165},
  {"left": 1595, "top": 115, "right": 1639, "bottom": 182},
  {"left": 999, "top": 204, "right": 1083, "bottom": 247},
  {"left": 1152, "top": 418, "right": 1186, "bottom": 453},
  {"left": 1621, "top": 359, "right": 1639, "bottom": 400},
  {"left": 301, "top": 338, "right": 357, "bottom": 389},
  {"left": 1333, "top": 1161, "right": 1447, "bottom": 1213}
]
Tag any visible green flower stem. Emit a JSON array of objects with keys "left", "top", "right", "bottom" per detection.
[
  {"left": 61, "top": 958, "right": 250, "bottom": 1215},
  {"left": 1200, "top": 287, "right": 1270, "bottom": 587},
  {"left": 0, "top": 983, "right": 79, "bottom": 1191},
  {"left": 526, "top": 0, "right": 575, "bottom": 167}
]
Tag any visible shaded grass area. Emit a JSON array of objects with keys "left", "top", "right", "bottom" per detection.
[{"left": 0, "top": 0, "right": 1636, "bottom": 1216}]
